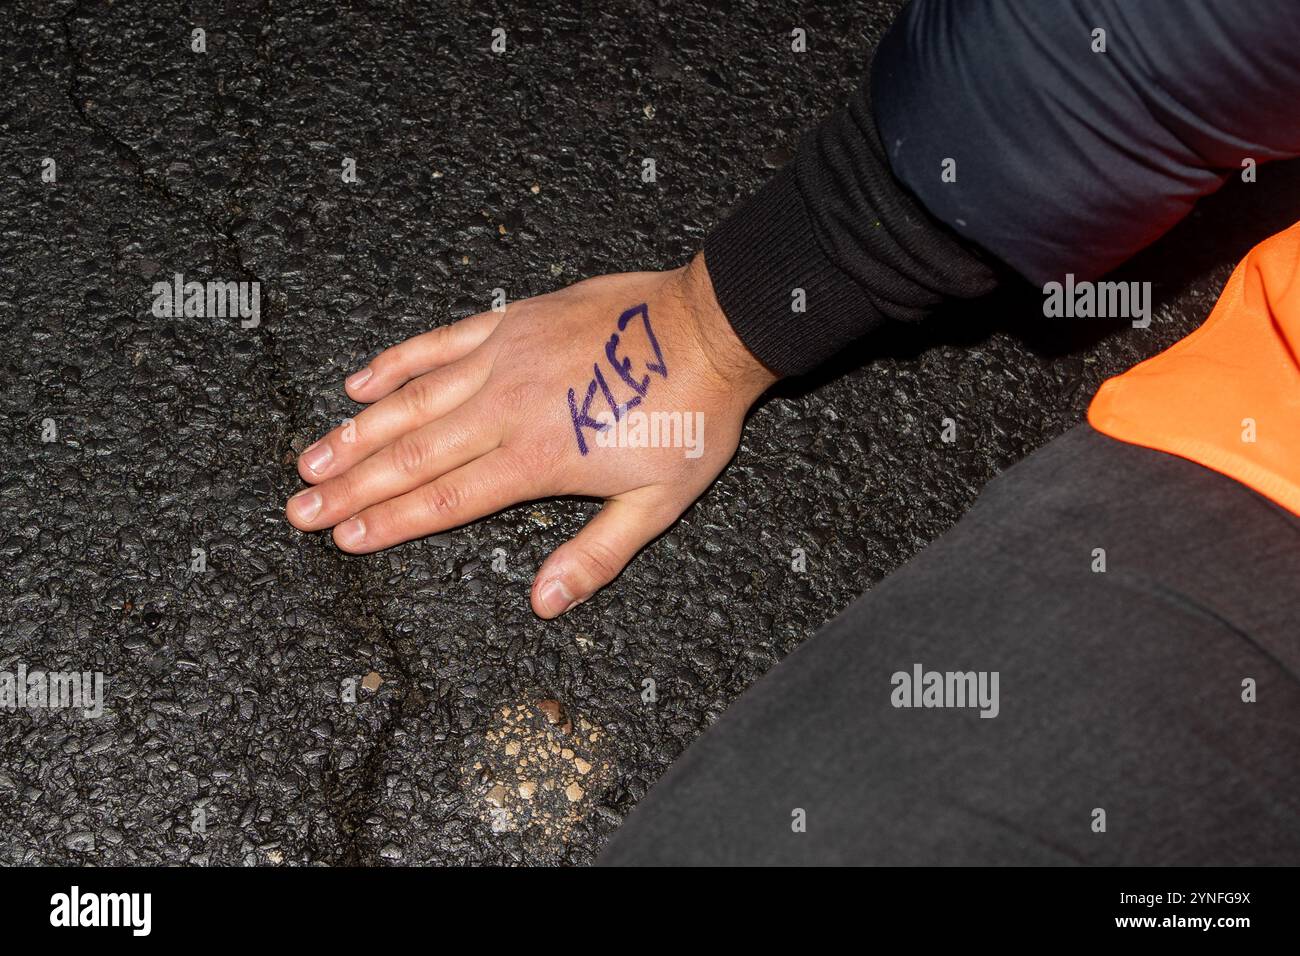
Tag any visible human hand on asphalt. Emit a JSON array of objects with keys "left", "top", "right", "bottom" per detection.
[{"left": 286, "top": 253, "right": 775, "bottom": 618}]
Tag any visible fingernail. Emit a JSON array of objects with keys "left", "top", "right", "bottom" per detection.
[
  {"left": 301, "top": 440, "right": 333, "bottom": 475},
  {"left": 346, "top": 367, "right": 373, "bottom": 390},
  {"left": 335, "top": 517, "right": 366, "bottom": 549},
  {"left": 288, "top": 489, "right": 322, "bottom": 522},
  {"left": 538, "top": 579, "right": 576, "bottom": 616}
]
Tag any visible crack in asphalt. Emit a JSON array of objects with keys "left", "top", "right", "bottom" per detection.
[
  {"left": 59, "top": 0, "right": 422, "bottom": 866},
  {"left": 61, "top": 2, "right": 265, "bottom": 315},
  {"left": 318, "top": 578, "right": 427, "bottom": 865}
]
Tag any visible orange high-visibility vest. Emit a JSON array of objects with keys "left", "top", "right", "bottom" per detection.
[{"left": 1088, "top": 222, "right": 1300, "bottom": 514}]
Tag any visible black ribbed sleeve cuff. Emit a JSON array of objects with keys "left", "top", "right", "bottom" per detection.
[{"left": 702, "top": 166, "right": 875, "bottom": 378}]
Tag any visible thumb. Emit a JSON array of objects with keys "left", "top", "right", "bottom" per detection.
[{"left": 531, "top": 491, "right": 678, "bottom": 619}]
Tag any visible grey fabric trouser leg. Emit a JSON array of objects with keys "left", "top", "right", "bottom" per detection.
[{"left": 598, "top": 425, "right": 1300, "bottom": 865}]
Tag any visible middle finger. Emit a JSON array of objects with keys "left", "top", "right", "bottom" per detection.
[
  {"left": 296, "top": 354, "right": 490, "bottom": 483},
  {"left": 287, "top": 398, "right": 500, "bottom": 531}
]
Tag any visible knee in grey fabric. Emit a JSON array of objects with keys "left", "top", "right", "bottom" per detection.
[{"left": 599, "top": 425, "right": 1300, "bottom": 865}]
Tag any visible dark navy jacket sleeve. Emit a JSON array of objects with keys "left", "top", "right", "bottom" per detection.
[{"left": 703, "top": 0, "right": 1300, "bottom": 376}]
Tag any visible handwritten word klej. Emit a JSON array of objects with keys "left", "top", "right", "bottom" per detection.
[{"left": 567, "top": 303, "right": 667, "bottom": 455}]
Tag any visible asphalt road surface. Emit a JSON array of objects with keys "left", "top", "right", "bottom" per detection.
[{"left": 4, "top": 0, "right": 1299, "bottom": 865}]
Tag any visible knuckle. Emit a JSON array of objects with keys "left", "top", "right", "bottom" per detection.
[
  {"left": 399, "top": 376, "right": 433, "bottom": 416},
  {"left": 419, "top": 480, "right": 463, "bottom": 520},
  {"left": 574, "top": 538, "right": 623, "bottom": 584},
  {"left": 495, "top": 380, "right": 535, "bottom": 412},
  {"left": 429, "top": 323, "right": 454, "bottom": 348},
  {"left": 326, "top": 469, "right": 361, "bottom": 511},
  {"left": 502, "top": 441, "right": 557, "bottom": 488},
  {"left": 391, "top": 434, "right": 429, "bottom": 477}
]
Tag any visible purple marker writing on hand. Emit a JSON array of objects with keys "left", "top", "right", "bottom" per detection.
[{"left": 568, "top": 303, "right": 667, "bottom": 455}]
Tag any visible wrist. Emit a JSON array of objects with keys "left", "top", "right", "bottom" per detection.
[{"left": 670, "top": 252, "right": 778, "bottom": 408}]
